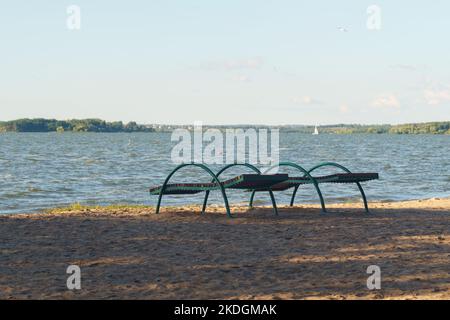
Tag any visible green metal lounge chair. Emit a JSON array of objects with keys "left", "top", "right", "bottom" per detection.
[
  {"left": 149, "top": 163, "right": 289, "bottom": 218},
  {"left": 149, "top": 162, "right": 379, "bottom": 217},
  {"left": 249, "top": 162, "right": 379, "bottom": 213}
]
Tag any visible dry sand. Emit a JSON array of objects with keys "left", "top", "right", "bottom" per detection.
[{"left": 1, "top": 198, "right": 449, "bottom": 300}]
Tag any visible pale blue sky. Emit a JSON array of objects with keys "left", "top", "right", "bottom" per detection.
[{"left": 1, "top": 1, "right": 449, "bottom": 125}]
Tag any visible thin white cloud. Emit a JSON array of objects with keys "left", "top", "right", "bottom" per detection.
[
  {"left": 424, "top": 86, "right": 450, "bottom": 105},
  {"left": 389, "top": 64, "right": 417, "bottom": 71},
  {"left": 339, "top": 104, "right": 349, "bottom": 113},
  {"left": 337, "top": 26, "right": 349, "bottom": 32},
  {"left": 225, "top": 58, "right": 263, "bottom": 70},
  {"left": 202, "top": 57, "right": 263, "bottom": 71},
  {"left": 232, "top": 74, "right": 251, "bottom": 83},
  {"left": 292, "top": 96, "right": 322, "bottom": 105},
  {"left": 371, "top": 94, "right": 400, "bottom": 108}
]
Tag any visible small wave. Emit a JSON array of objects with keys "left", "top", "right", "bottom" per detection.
[
  {"left": 1, "top": 186, "right": 46, "bottom": 199},
  {"left": 82, "top": 157, "right": 106, "bottom": 164},
  {"left": 28, "top": 187, "right": 43, "bottom": 193}
]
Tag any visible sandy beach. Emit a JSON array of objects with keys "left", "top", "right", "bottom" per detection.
[{"left": 1, "top": 198, "right": 449, "bottom": 300}]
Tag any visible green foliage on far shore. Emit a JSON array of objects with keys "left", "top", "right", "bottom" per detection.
[
  {"left": 1, "top": 118, "right": 449, "bottom": 134},
  {"left": 387, "top": 122, "right": 450, "bottom": 134},
  {"left": 0, "top": 118, "right": 154, "bottom": 133},
  {"left": 281, "top": 122, "right": 450, "bottom": 134}
]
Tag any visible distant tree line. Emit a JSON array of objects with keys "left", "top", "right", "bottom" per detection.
[
  {"left": 0, "top": 119, "right": 449, "bottom": 134},
  {"left": 0, "top": 119, "right": 155, "bottom": 133},
  {"left": 279, "top": 123, "right": 450, "bottom": 134},
  {"left": 322, "top": 122, "right": 450, "bottom": 134},
  {"left": 387, "top": 122, "right": 450, "bottom": 134}
]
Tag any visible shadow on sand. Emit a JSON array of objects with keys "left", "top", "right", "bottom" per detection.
[{"left": 0, "top": 206, "right": 449, "bottom": 299}]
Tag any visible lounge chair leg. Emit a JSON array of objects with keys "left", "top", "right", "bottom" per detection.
[
  {"left": 290, "top": 182, "right": 326, "bottom": 213},
  {"left": 220, "top": 188, "right": 232, "bottom": 218},
  {"left": 202, "top": 189, "right": 232, "bottom": 217},
  {"left": 356, "top": 182, "right": 370, "bottom": 213},
  {"left": 202, "top": 190, "right": 210, "bottom": 214},
  {"left": 313, "top": 183, "right": 326, "bottom": 213},
  {"left": 290, "top": 186, "right": 299, "bottom": 206},
  {"left": 269, "top": 190, "right": 278, "bottom": 215},
  {"left": 155, "top": 193, "right": 163, "bottom": 214},
  {"left": 249, "top": 190, "right": 256, "bottom": 208},
  {"left": 249, "top": 190, "right": 278, "bottom": 215}
]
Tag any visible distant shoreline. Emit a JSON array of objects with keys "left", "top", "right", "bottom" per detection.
[{"left": 1, "top": 118, "right": 450, "bottom": 134}]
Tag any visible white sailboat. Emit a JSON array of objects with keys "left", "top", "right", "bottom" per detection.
[{"left": 312, "top": 125, "right": 319, "bottom": 135}]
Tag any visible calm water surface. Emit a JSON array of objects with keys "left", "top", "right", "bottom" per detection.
[{"left": 0, "top": 133, "right": 449, "bottom": 214}]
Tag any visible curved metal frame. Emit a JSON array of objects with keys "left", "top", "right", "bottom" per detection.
[
  {"left": 155, "top": 163, "right": 232, "bottom": 218},
  {"left": 154, "top": 161, "right": 371, "bottom": 217},
  {"left": 306, "top": 162, "right": 369, "bottom": 213},
  {"left": 202, "top": 163, "right": 279, "bottom": 215},
  {"left": 250, "top": 162, "right": 327, "bottom": 213}
]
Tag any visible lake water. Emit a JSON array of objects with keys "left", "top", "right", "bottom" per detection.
[{"left": 0, "top": 133, "right": 449, "bottom": 214}]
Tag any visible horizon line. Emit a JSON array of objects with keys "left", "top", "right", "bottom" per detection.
[{"left": 1, "top": 118, "right": 449, "bottom": 127}]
